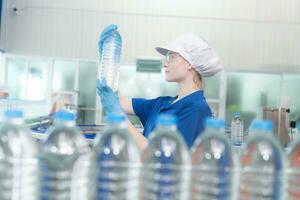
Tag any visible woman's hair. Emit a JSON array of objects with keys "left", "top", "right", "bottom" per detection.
[{"left": 193, "top": 69, "right": 203, "bottom": 88}]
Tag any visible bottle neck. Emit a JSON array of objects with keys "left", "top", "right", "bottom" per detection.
[
  {"left": 206, "top": 127, "right": 224, "bottom": 134},
  {"left": 54, "top": 120, "right": 76, "bottom": 127},
  {"left": 109, "top": 121, "right": 127, "bottom": 129},
  {"left": 250, "top": 129, "right": 272, "bottom": 135},
  {"left": 155, "top": 124, "right": 177, "bottom": 132},
  {"left": 7, "top": 118, "right": 24, "bottom": 125}
]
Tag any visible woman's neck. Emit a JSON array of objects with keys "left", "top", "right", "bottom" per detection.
[{"left": 176, "top": 78, "right": 201, "bottom": 101}]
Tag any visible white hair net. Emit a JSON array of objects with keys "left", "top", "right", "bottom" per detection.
[{"left": 156, "top": 32, "right": 223, "bottom": 77}]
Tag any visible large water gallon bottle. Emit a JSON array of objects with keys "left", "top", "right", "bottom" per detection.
[
  {"left": 0, "top": 110, "right": 39, "bottom": 200},
  {"left": 287, "top": 131, "right": 300, "bottom": 199},
  {"left": 40, "top": 111, "right": 91, "bottom": 200},
  {"left": 98, "top": 24, "right": 122, "bottom": 91},
  {"left": 247, "top": 119, "right": 275, "bottom": 137},
  {"left": 93, "top": 113, "right": 140, "bottom": 200},
  {"left": 191, "top": 118, "right": 233, "bottom": 200},
  {"left": 140, "top": 114, "right": 191, "bottom": 200},
  {"left": 239, "top": 120, "right": 284, "bottom": 200},
  {"left": 231, "top": 112, "right": 244, "bottom": 146}
]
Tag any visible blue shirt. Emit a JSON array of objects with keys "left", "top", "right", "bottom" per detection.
[{"left": 132, "top": 90, "right": 212, "bottom": 148}]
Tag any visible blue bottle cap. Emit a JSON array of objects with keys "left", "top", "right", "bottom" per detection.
[
  {"left": 156, "top": 114, "right": 177, "bottom": 126},
  {"left": 234, "top": 112, "right": 241, "bottom": 117},
  {"left": 249, "top": 119, "right": 273, "bottom": 132},
  {"left": 106, "top": 113, "right": 126, "bottom": 123},
  {"left": 205, "top": 118, "right": 225, "bottom": 129},
  {"left": 53, "top": 111, "right": 75, "bottom": 121},
  {"left": 4, "top": 109, "right": 24, "bottom": 119}
]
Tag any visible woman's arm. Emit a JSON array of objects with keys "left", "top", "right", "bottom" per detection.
[
  {"left": 119, "top": 95, "right": 148, "bottom": 149},
  {"left": 126, "top": 120, "right": 148, "bottom": 149},
  {"left": 120, "top": 95, "right": 135, "bottom": 115}
]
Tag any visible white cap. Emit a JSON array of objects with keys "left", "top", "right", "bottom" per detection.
[{"left": 156, "top": 32, "right": 223, "bottom": 77}]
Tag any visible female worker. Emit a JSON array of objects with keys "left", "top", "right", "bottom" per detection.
[{"left": 97, "top": 31, "right": 223, "bottom": 149}]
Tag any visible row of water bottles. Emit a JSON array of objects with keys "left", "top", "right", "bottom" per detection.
[{"left": 0, "top": 110, "right": 300, "bottom": 200}]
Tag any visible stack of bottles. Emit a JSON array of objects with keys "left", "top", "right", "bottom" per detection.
[
  {"left": 239, "top": 120, "right": 284, "bottom": 200},
  {"left": 140, "top": 114, "right": 190, "bottom": 200},
  {"left": 40, "top": 111, "right": 91, "bottom": 200},
  {"left": 2, "top": 109, "right": 300, "bottom": 199},
  {"left": 0, "top": 110, "right": 39, "bottom": 199},
  {"left": 93, "top": 114, "right": 140, "bottom": 199},
  {"left": 191, "top": 119, "right": 233, "bottom": 200}
]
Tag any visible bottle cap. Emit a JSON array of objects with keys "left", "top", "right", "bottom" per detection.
[
  {"left": 205, "top": 118, "right": 225, "bottom": 129},
  {"left": 156, "top": 114, "right": 177, "bottom": 126}
]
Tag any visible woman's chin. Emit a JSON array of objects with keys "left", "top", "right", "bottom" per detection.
[{"left": 165, "top": 77, "right": 173, "bottom": 82}]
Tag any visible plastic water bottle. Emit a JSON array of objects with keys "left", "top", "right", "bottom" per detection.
[
  {"left": 239, "top": 120, "right": 284, "bottom": 200},
  {"left": 191, "top": 118, "right": 233, "bottom": 200},
  {"left": 93, "top": 114, "right": 140, "bottom": 199},
  {"left": 140, "top": 114, "right": 191, "bottom": 200},
  {"left": 98, "top": 24, "right": 122, "bottom": 91},
  {"left": 0, "top": 110, "right": 39, "bottom": 199},
  {"left": 287, "top": 131, "right": 300, "bottom": 199},
  {"left": 231, "top": 112, "right": 244, "bottom": 146},
  {"left": 40, "top": 111, "right": 91, "bottom": 200}
]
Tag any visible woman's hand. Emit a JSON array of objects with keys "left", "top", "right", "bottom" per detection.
[{"left": 96, "top": 78, "right": 124, "bottom": 115}]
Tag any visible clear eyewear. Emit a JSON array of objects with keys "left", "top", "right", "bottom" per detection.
[{"left": 165, "top": 52, "right": 181, "bottom": 63}]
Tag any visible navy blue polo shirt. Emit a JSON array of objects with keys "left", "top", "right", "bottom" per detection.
[{"left": 132, "top": 90, "right": 212, "bottom": 148}]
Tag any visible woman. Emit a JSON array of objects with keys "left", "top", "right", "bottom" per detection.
[{"left": 97, "top": 32, "right": 223, "bottom": 149}]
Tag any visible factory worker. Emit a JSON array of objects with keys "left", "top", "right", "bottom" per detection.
[{"left": 97, "top": 32, "right": 223, "bottom": 149}]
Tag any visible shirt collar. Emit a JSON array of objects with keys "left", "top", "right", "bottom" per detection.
[
  {"left": 162, "top": 90, "right": 205, "bottom": 110},
  {"left": 172, "top": 90, "right": 204, "bottom": 104}
]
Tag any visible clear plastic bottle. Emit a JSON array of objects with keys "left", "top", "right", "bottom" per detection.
[
  {"left": 140, "top": 114, "right": 191, "bottom": 200},
  {"left": 191, "top": 118, "right": 233, "bottom": 200},
  {"left": 231, "top": 112, "right": 244, "bottom": 146},
  {"left": 248, "top": 119, "right": 272, "bottom": 136},
  {"left": 239, "top": 120, "right": 284, "bottom": 200},
  {"left": 0, "top": 109, "right": 39, "bottom": 200},
  {"left": 287, "top": 130, "right": 300, "bottom": 199},
  {"left": 93, "top": 114, "right": 140, "bottom": 200},
  {"left": 98, "top": 24, "right": 122, "bottom": 91},
  {"left": 40, "top": 111, "right": 91, "bottom": 200}
]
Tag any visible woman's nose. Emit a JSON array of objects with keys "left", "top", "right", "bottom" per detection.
[{"left": 163, "top": 62, "right": 168, "bottom": 68}]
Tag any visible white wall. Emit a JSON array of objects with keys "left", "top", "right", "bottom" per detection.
[{"left": 1, "top": 0, "right": 300, "bottom": 71}]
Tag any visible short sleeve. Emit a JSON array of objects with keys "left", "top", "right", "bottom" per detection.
[
  {"left": 177, "top": 105, "right": 212, "bottom": 148},
  {"left": 132, "top": 98, "right": 156, "bottom": 125}
]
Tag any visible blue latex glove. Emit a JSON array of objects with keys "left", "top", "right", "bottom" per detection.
[
  {"left": 96, "top": 78, "right": 124, "bottom": 115},
  {"left": 98, "top": 24, "right": 118, "bottom": 58}
]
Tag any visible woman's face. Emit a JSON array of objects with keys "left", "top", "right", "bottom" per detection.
[{"left": 163, "top": 52, "right": 192, "bottom": 82}]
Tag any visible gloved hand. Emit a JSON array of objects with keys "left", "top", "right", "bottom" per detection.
[
  {"left": 98, "top": 24, "right": 118, "bottom": 57},
  {"left": 96, "top": 78, "right": 124, "bottom": 115}
]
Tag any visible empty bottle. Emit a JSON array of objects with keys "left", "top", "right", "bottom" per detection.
[
  {"left": 140, "top": 114, "right": 191, "bottom": 200},
  {"left": 287, "top": 133, "right": 300, "bottom": 199},
  {"left": 98, "top": 24, "right": 122, "bottom": 91},
  {"left": 191, "top": 118, "right": 233, "bottom": 200},
  {"left": 93, "top": 113, "right": 140, "bottom": 200},
  {"left": 239, "top": 120, "right": 284, "bottom": 200},
  {"left": 40, "top": 111, "right": 91, "bottom": 200},
  {"left": 0, "top": 109, "right": 39, "bottom": 200},
  {"left": 231, "top": 112, "right": 244, "bottom": 146}
]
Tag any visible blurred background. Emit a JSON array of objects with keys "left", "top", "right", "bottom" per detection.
[{"left": 0, "top": 0, "right": 299, "bottom": 128}]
